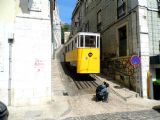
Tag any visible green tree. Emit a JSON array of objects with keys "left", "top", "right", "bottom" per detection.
[{"left": 61, "top": 23, "right": 71, "bottom": 44}]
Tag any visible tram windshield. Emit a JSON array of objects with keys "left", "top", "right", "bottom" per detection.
[
  {"left": 77, "top": 34, "right": 100, "bottom": 48},
  {"left": 85, "top": 35, "right": 96, "bottom": 48}
]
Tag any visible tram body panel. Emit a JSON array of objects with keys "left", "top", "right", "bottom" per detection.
[
  {"left": 77, "top": 48, "right": 100, "bottom": 73},
  {"left": 65, "top": 49, "right": 77, "bottom": 62}
]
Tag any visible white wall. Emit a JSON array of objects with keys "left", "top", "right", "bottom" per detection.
[
  {"left": 0, "top": 24, "right": 11, "bottom": 105},
  {"left": 0, "top": 0, "right": 52, "bottom": 106},
  {"left": 53, "top": 4, "right": 61, "bottom": 49},
  {"left": 0, "top": 0, "right": 16, "bottom": 105},
  {"left": 138, "top": 0, "right": 150, "bottom": 97},
  {"left": 12, "top": 17, "right": 51, "bottom": 106},
  {"left": 10, "top": 0, "right": 52, "bottom": 105}
]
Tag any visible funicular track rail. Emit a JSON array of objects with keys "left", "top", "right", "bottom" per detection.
[{"left": 71, "top": 74, "right": 99, "bottom": 90}]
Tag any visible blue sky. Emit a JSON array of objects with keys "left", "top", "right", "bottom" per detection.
[{"left": 57, "top": 0, "right": 77, "bottom": 24}]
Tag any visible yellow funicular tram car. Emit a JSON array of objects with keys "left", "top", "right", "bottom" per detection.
[{"left": 64, "top": 32, "right": 100, "bottom": 74}]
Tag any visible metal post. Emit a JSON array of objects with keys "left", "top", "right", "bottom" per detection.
[
  {"left": 50, "top": 0, "right": 55, "bottom": 59},
  {"left": 8, "top": 38, "right": 13, "bottom": 106}
]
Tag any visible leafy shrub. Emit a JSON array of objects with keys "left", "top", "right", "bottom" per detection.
[{"left": 153, "top": 80, "right": 160, "bottom": 85}]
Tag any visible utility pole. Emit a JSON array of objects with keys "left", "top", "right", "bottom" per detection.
[{"left": 50, "top": 0, "right": 55, "bottom": 59}]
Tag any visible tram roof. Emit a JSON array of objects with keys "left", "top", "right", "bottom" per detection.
[
  {"left": 64, "top": 32, "right": 100, "bottom": 46},
  {"left": 76, "top": 32, "right": 100, "bottom": 36}
]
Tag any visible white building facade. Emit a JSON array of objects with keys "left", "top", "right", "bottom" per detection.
[
  {"left": 0, "top": 0, "right": 18, "bottom": 105},
  {"left": 53, "top": 4, "right": 61, "bottom": 50},
  {"left": 0, "top": 0, "right": 59, "bottom": 106}
]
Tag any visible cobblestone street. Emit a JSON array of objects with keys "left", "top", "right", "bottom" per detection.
[
  {"left": 63, "top": 110, "right": 160, "bottom": 120},
  {"left": 51, "top": 57, "right": 160, "bottom": 120},
  {"left": 8, "top": 56, "right": 160, "bottom": 120},
  {"left": 8, "top": 54, "right": 160, "bottom": 120}
]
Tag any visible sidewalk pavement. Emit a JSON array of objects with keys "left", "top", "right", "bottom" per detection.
[{"left": 8, "top": 58, "right": 160, "bottom": 120}]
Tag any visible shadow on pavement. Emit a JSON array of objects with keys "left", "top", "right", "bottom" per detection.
[
  {"left": 59, "top": 62, "right": 95, "bottom": 81},
  {"left": 91, "top": 95, "right": 97, "bottom": 101},
  {"left": 153, "top": 105, "right": 160, "bottom": 113}
]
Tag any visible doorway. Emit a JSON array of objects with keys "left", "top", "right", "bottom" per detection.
[{"left": 156, "top": 68, "right": 160, "bottom": 80}]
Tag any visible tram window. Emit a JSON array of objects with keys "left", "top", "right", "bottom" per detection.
[
  {"left": 75, "top": 38, "right": 77, "bottom": 48},
  {"left": 67, "top": 45, "right": 69, "bottom": 51},
  {"left": 85, "top": 35, "right": 96, "bottom": 47},
  {"left": 67, "top": 46, "right": 69, "bottom": 52},
  {"left": 97, "top": 36, "right": 100, "bottom": 48},
  {"left": 73, "top": 41, "right": 75, "bottom": 49},
  {"left": 80, "top": 35, "right": 84, "bottom": 47},
  {"left": 69, "top": 43, "right": 72, "bottom": 51},
  {"left": 77, "top": 37, "right": 79, "bottom": 47},
  {"left": 69, "top": 44, "right": 70, "bottom": 51},
  {"left": 72, "top": 41, "right": 74, "bottom": 50},
  {"left": 71, "top": 42, "right": 73, "bottom": 50}
]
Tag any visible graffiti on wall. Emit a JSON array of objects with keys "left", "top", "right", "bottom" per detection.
[
  {"left": 114, "top": 58, "right": 135, "bottom": 76},
  {"left": 105, "top": 56, "right": 141, "bottom": 90},
  {"left": 34, "top": 59, "right": 45, "bottom": 72}
]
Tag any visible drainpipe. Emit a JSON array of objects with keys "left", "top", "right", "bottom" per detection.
[{"left": 8, "top": 37, "right": 14, "bottom": 106}]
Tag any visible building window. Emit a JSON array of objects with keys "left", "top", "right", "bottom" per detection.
[
  {"left": 159, "top": 40, "right": 160, "bottom": 52},
  {"left": 28, "top": 0, "right": 42, "bottom": 12},
  {"left": 85, "top": 1, "right": 89, "bottom": 11},
  {"left": 118, "top": 26, "right": 127, "bottom": 56},
  {"left": 117, "top": 0, "right": 126, "bottom": 18},
  {"left": 74, "top": 22, "right": 79, "bottom": 27},
  {"left": 97, "top": 10, "right": 102, "bottom": 32},
  {"left": 78, "top": 11, "right": 81, "bottom": 26},
  {"left": 85, "top": 0, "right": 91, "bottom": 9},
  {"left": 74, "top": 14, "right": 80, "bottom": 27},
  {"left": 85, "top": 0, "right": 92, "bottom": 13},
  {"left": 85, "top": 22, "right": 89, "bottom": 32}
]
